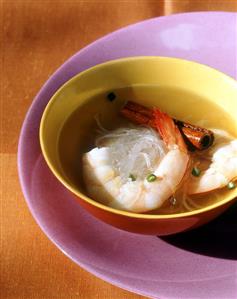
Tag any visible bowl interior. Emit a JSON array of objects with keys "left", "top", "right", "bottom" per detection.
[{"left": 40, "top": 57, "right": 237, "bottom": 216}]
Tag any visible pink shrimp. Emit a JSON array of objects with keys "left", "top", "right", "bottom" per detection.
[{"left": 83, "top": 109, "right": 190, "bottom": 213}]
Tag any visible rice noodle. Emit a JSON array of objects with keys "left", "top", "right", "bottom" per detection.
[
  {"left": 183, "top": 197, "right": 193, "bottom": 211},
  {"left": 95, "top": 126, "right": 166, "bottom": 182},
  {"left": 188, "top": 197, "right": 203, "bottom": 209},
  {"left": 94, "top": 114, "right": 110, "bottom": 133},
  {"left": 180, "top": 174, "right": 205, "bottom": 212}
]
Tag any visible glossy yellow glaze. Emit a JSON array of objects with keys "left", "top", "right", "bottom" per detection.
[{"left": 40, "top": 57, "right": 237, "bottom": 235}]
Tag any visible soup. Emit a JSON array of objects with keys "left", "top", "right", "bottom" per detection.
[{"left": 58, "top": 85, "right": 237, "bottom": 215}]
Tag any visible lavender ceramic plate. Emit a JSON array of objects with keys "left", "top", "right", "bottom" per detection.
[{"left": 18, "top": 12, "right": 237, "bottom": 299}]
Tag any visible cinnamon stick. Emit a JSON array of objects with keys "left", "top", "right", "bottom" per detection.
[{"left": 121, "top": 101, "right": 214, "bottom": 151}]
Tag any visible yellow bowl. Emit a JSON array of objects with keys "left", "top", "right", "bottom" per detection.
[{"left": 40, "top": 57, "right": 237, "bottom": 235}]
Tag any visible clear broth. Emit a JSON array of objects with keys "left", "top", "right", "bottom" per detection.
[{"left": 58, "top": 85, "right": 237, "bottom": 215}]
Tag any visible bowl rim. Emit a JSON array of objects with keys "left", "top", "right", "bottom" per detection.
[{"left": 40, "top": 55, "right": 237, "bottom": 219}]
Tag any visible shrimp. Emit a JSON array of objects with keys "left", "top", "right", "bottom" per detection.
[
  {"left": 82, "top": 109, "right": 190, "bottom": 213},
  {"left": 187, "top": 129, "right": 237, "bottom": 195}
]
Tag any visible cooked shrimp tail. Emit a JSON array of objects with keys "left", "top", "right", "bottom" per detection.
[
  {"left": 83, "top": 109, "right": 190, "bottom": 213},
  {"left": 188, "top": 138, "right": 237, "bottom": 194},
  {"left": 153, "top": 109, "right": 187, "bottom": 152},
  {"left": 121, "top": 101, "right": 214, "bottom": 150}
]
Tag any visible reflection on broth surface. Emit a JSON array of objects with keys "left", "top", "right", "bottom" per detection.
[{"left": 59, "top": 85, "right": 237, "bottom": 215}]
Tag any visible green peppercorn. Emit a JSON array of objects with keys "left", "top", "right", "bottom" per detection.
[
  {"left": 227, "top": 182, "right": 236, "bottom": 190},
  {"left": 146, "top": 174, "right": 157, "bottom": 182},
  {"left": 192, "top": 167, "right": 201, "bottom": 177},
  {"left": 129, "top": 174, "right": 136, "bottom": 181},
  {"left": 107, "top": 92, "right": 116, "bottom": 101}
]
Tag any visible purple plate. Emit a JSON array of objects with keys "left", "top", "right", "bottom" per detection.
[{"left": 18, "top": 12, "right": 237, "bottom": 299}]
